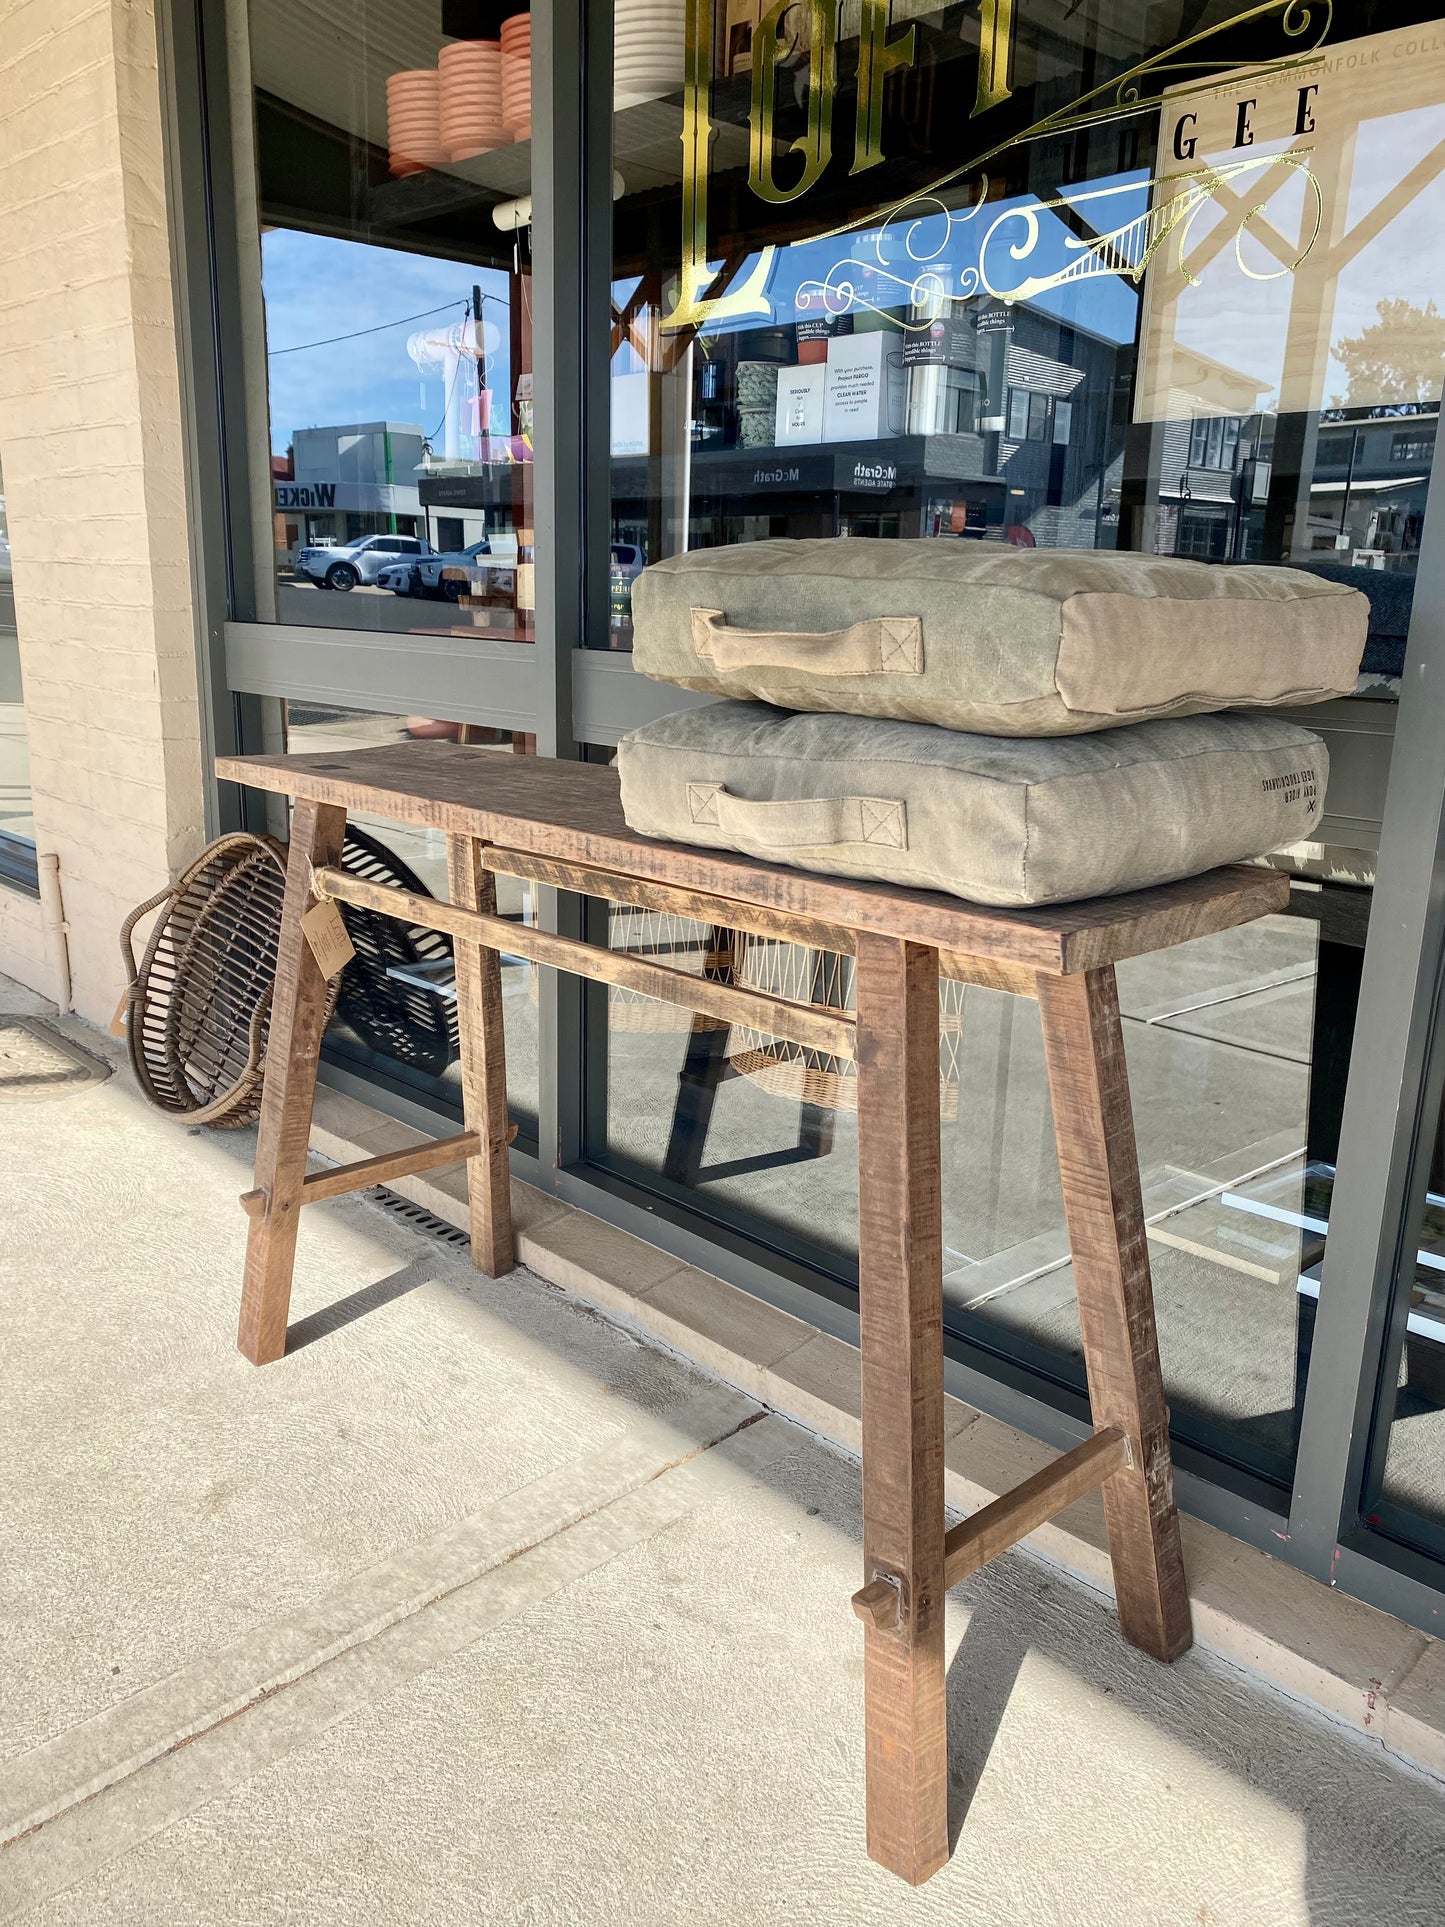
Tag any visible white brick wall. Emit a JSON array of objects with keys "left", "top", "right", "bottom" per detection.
[{"left": 0, "top": 0, "right": 203, "bottom": 1020}]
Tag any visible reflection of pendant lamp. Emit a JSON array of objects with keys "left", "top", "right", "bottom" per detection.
[
  {"left": 615, "top": 0, "right": 686, "bottom": 109},
  {"left": 439, "top": 39, "right": 506, "bottom": 159},
  {"left": 500, "top": 12, "right": 531, "bottom": 141},
  {"left": 386, "top": 70, "right": 446, "bottom": 177},
  {"left": 408, "top": 314, "right": 502, "bottom": 462}
]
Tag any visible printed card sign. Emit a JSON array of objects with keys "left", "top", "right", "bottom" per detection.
[
  {"left": 301, "top": 898, "right": 356, "bottom": 980},
  {"left": 775, "top": 364, "right": 826, "bottom": 444}
]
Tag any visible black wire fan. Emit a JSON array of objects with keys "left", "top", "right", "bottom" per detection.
[{"left": 335, "top": 826, "right": 459, "bottom": 1077}]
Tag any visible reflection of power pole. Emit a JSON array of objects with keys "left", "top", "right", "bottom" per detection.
[
  {"left": 472, "top": 283, "right": 485, "bottom": 440},
  {"left": 1339, "top": 423, "right": 1360, "bottom": 555}
]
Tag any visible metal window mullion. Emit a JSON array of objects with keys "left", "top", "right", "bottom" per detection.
[
  {"left": 530, "top": 0, "right": 613, "bottom": 1178},
  {"left": 1288, "top": 454, "right": 1445, "bottom": 1573},
  {"left": 155, "top": 0, "right": 249, "bottom": 836}
]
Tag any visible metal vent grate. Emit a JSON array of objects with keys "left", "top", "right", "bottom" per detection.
[{"left": 365, "top": 1185, "right": 471, "bottom": 1247}]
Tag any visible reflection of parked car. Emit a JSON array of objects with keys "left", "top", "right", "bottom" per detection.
[
  {"left": 610, "top": 542, "right": 645, "bottom": 580},
  {"left": 381, "top": 538, "right": 516, "bottom": 603},
  {"left": 296, "top": 533, "right": 434, "bottom": 591}
]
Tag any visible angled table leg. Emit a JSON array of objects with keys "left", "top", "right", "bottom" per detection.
[
  {"left": 1035, "top": 966, "right": 1193, "bottom": 1663},
  {"left": 238, "top": 797, "right": 348, "bottom": 1365},
  {"left": 853, "top": 932, "right": 949, "bottom": 1886},
  {"left": 447, "top": 835, "right": 515, "bottom": 1276}
]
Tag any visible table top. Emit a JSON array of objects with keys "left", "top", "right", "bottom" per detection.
[{"left": 216, "top": 742, "right": 1291, "bottom": 975}]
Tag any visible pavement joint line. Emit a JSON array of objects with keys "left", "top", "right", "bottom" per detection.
[
  {"left": 0, "top": 1384, "right": 764, "bottom": 1854},
  {"left": 0, "top": 1416, "right": 802, "bottom": 1925}
]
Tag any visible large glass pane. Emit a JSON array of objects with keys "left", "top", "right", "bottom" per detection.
[
  {"left": 0, "top": 445, "right": 35, "bottom": 880},
  {"left": 595, "top": 7, "right": 1445, "bottom": 1486},
  {"left": 242, "top": 0, "right": 538, "bottom": 638},
  {"left": 281, "top": 701, "right": 540, "bottom": 1138}
]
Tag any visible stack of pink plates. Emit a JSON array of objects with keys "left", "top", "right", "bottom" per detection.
[
  {"left": 387, "top": 69, "right": 445, "bottom": 176},
  {"left": 439, "top": 40, "right": 506, "bottom": 158},
  {"left": 500, "top": 13, "right": 531, "bottom": 141}
]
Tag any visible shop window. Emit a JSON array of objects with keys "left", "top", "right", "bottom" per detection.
[
  {"left": 238, "top": 0, "right": 537, "bottom": 641},
  {"left": 1188, "top": 417, "right": 1242, "bottom": 472},
  {"left": 0, "top": 445, "right": 35, "bottom": 890},
  {"left": 590, "top": 3, "right": 1445, "bottom": 1496},
  {"left": 1176, "top": 510, "right": 1230, "bottom": 561}
]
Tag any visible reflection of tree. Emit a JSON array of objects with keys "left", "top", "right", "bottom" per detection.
[{"left": 1332, "top": 299, "right": 1445, "bottom": 406}]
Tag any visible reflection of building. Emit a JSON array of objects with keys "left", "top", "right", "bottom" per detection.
[
  {"left": 272, "top": 421, "right": 425, "bottom": 558},
  {"left": 1305, "top": 406, "right": 1437, "bottom": 568},
  {"left": 608, "top": 298, "right": 1130, "bottom": 558}
]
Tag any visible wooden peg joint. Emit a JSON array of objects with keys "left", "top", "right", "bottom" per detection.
[{"left": 851, "top": 1573, "right": 903, "bottom": 1632}]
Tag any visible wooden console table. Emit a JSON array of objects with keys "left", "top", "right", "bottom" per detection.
[{"left": 217, "top": 740, "right": 1288, "bottom": 1886}]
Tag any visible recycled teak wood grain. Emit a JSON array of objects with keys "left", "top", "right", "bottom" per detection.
[{"left": 218, "top": 742, "right": 1289, "bottom": 1886}]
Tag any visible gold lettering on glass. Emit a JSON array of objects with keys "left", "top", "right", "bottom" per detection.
[
  {"left": 852, "top": 0, "right": 917, "bottom": 175},
  {"left": 974, "top": 0, "right": 1015, "bottom": 115},
  {"left": 663, "top": 0, "right": 775, "bottom": 329},
  {"left": 662, "top": 0, "right": 1337, "bottom": 331},
  {"left": 749, "top": 0, "right": 839, "bottom": 203}
]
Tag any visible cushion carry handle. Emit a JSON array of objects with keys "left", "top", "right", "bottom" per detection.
[
  {"left": 685, "top": 783, "right": 907, "bottom": 852},
  {"left": 690, "top": 607, "right": 923, "bottom": 677}
]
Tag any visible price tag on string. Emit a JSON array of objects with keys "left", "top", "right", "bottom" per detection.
[{"left": 301, "top": 899, "right": 355, "bottom": 979}]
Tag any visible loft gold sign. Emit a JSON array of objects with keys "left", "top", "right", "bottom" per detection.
[{"left": 663, "top": 0, "right": 1335, "bottom": 330}]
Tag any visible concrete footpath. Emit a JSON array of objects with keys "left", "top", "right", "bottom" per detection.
[{"left": 4, "top": 981, "right": 1445, "bottom": 1926}]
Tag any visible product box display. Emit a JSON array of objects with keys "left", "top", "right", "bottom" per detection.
[
  {"left": 629, "top": 537, "right": 1367, "bottom": 737},
  {"left": 822, "top": 331, "right": 905, "bottom": 442},
  {"left": 617, "top": 701, "right": 1329, "bottom": 907}
]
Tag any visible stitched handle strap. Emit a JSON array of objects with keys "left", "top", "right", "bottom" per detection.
[
  {"left": 690, "top": 607, "right": 923, "bottom": 677},
  {"left": 686, "top": 783, "right": 908, "bottom": 852}
]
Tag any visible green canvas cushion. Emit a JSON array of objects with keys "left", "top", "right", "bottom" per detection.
[
  {"left": 630, "top": 539, "right": 1366, "bottom": 737},
  {"left": 617, "top": 702, "right": 1328, "bottom": 907}
]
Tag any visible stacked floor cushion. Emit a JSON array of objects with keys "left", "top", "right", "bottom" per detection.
[
  {"left": 631, "top": 538, "right": 1365, "bottom": 738},
  {"left": 620, "top": 537, "right": 1363, "bottom": 907},
  {"left": 616, "top": 702, "right": 1329, "bottom": 908}
]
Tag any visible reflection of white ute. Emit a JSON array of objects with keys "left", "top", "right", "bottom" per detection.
[
  {"left": 379, "top": 538, "right": 515, "bottom": 602},
  {"left": 296, "top": 533, "right": 434, "bottom": 591}
]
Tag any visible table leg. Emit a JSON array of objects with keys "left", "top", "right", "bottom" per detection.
[
  {"left": 854, "top": 932, "right": 949, "bottom": 1886},
  {"left": 238, "top": 797, "right": 348, "bottom": 1365},
  {"left": 447, "top": 835, "right": 515, "bottom": 1276},
  {"left": 1035, "top": 967, "right": 1193, "bottom": 1663}
]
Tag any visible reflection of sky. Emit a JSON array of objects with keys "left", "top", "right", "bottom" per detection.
[
  {"left": 611, "top": 175, "right": 1144, "bottom": 362},
  {"left": 1163, "top": 105, "right": 1445, "bottom": 410},
  {"left": 1331, "top": 102, "right": 1445, "bottom": 401},
  {"left": 1166, "top": 140, "right": 1304, "bottom": 408},
  {"left": 262, "top": 231, "right": 512, "bottom": 455}
]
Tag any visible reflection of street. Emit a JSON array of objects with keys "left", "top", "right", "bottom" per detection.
[{"left": 276, "top": 581, "right": 528, "bottom": 640}]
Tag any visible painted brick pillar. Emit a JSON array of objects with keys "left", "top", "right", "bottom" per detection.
[{"left": 0, "top": 0, "right": 204, "bottom": 1019}]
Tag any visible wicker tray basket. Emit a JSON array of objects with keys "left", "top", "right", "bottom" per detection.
[
  {"left": 121, "top": 826, "right": 464, "bottom": 1129},
  {"left": 120, "top": 833, "right": 299, "bottom": 1129}
]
